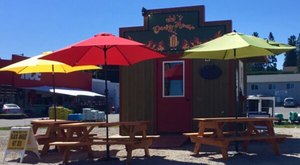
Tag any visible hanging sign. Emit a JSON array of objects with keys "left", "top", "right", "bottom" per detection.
[
  {"left": 199, "top": 64, "right": 222, "bottom": 80},
  {"left": 2, "top": 127, "right": 39, "bottom": 163}
]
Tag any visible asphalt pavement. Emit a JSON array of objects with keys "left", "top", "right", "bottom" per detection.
[
  {"left": 274, "top": 106, "right": 300, "bottom": 119},
  {"left": 0, "top": 117, "right": 46, "bottom": 127},
  {"left": 0, "top": 107, "right": 299, "bottom": 128},
  {"left": 0, "top": 114, "right": 119, "bottom": 128}
]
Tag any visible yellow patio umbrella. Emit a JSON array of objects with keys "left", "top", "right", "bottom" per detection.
[
  {"left": 0, "top": 51, "right": 100, "bottom": 74},
  {"left": 0, "top": 51, "right": 100, "bottom": 120}
]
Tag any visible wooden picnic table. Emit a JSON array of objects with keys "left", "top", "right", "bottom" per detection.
[
  {"left": 49, "top": 121, "right": 159, "bottom": 164},
  {"left": 184, "top": 117, "right": 291, "bottom": 159},
  {"left": 30, "top": 119, "right": 78, "bottom": 155}
]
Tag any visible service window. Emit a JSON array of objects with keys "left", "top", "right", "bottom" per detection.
[{"left": 163, "top": 61, "right": 184, "bottom": 97}]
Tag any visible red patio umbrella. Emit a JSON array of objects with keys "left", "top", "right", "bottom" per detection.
[
  {"left": 42, "top": 33, "right": 164, "bottom": 66},
  {"left": 41, "top": 32, "right": 165, "bottom": 159}
]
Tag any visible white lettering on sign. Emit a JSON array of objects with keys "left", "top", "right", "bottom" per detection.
[{"left": 20, "top": 73, "right": 41, "bottom": 81}]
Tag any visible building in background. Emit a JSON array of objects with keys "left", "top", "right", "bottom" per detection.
[
  {"left": 92, "top": 79, "right": 119, "bottom": 113},
  {"left": 247, "top": 74, "right": 300, "bottom": 106},
  {"left": 0, "top": 54, "right": 99, "bottom": 116}
]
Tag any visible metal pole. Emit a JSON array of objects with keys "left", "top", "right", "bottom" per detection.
[
  {"left": 234, "top": 49, "right": 239, "bottom": 118},
  {"left": 234, "top": 49, "right": 239, "bottom": 152},
  {"left": 52, "top": 64, "right": 57, "bottom": 121},
  {"left": 103, "top": 46, "right": 110, "bottom": 159}
]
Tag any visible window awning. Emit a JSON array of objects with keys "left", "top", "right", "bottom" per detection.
[{"left": 23, "top": 86, "right": 104, "bottom": 97}]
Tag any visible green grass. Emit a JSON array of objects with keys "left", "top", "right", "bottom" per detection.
[
  {"left": 0, "top": 127, "right": 11, "bottom": 130},
  {"left": 0, "top": 114, "right": 26, "bottom": 119},
  {"left": 0, "top": 125, "right": 31, "bottom": 130},
  {"left": 274, "top": 122, "right": 300, "bottom": 128}
]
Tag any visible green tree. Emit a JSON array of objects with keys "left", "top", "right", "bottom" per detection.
[
  {"left": 265, "top": 32, "right": 277, "bottom": 71},
  {"left": 253, "top": 32, "right": 259, "bottom": 37},
  {"left": 247, "top": 32, "right": 265, "bottom": 73},
  {"left": 297, "top": 34, "right": 300, "bottom": 72},
  {"left": 284, "top": 35, "right": 297, "bottom": 67}
]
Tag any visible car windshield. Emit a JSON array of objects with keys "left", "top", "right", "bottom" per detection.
[
  {"left": 5, "top": 104, "right": 19, "bottom": 108},
  {"left": 285, "top": 99, "right": 294, "bottom": 102}
]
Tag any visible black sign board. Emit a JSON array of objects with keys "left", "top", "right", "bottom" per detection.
[{"left": 121, "top": 6, "right": 231, "bottom": 55}]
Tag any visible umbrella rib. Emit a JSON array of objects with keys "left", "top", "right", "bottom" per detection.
[
  {"left": 63, "top": 66, "right": 68, "bottom": 73},
  {"left": 74, "top": 46, "right": 95, "bottom": 66},
  {"left": 60, "top": 64, "right": 69, "bottom": 73},
  {"left": 222, "top": 50, "right": 228, "bottom": 59},
  {"left": 114, "top": 46, "right": 132, "bottom": 65},
  {"left": 17, "top": 67, "right": 29, "bottom": 74}
]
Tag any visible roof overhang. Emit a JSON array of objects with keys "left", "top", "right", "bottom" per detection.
[{"left": 23, "top": 86, "right": 104, "bottom": 97}]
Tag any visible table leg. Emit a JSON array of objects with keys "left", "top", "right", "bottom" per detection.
[
  {"left": 193, "top": 122, "right": 206, "bottom": 154},
  {"left": 125, "top": 146, "right": 132, "bottom": 164},
  {"left": 270, "top": 139, "right": 280, "bottom": 155},
  {"left": 242, "top": 141, "right": 249, "bottom": 152},
  {"left": 85, "top": 145, "right": 93, "bottom": 159},
  {"left": 265, "top": 121, "right": 275, "bottom": 135},
  {"left": 40, "top": 144, "right": 50, "bottom": 156},
  {"left": 32, "top": 125, "right": 38, "bottom": 134},
  {"left": 144, "top": 146, "right": 150, "bottom": 157},
  {"left": 63, "top": 147, "right": 70, "bottom": 164},
  {"left": 193, "top": 142, "right": 201, "bottom": 154},
  {"left": 221, "top": 147, "right": 228, "bottom": 160}
]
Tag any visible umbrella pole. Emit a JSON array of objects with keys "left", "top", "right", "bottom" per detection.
[
  {"left": 97, "top": 46, "right": 118, "bottom": 162},
  {"left": 52, "top": 65, "right": 57, "bottom": 121},
  {"left": 103, "top": 46, "right": 110, "bottom": 159},
  {"left": 234, "top": 49, "right": 239, "bottom": 152},
  {"left": 234, "top": 49, "right": 239, "bottom": 119}
]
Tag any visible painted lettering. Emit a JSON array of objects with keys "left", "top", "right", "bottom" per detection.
[{"left": 20, "top": 73, "right": 41, "bottom": 81}]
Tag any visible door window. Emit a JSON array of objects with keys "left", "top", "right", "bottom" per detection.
[{"left": 163, "top": 61, "right": 184, "bottom": 97}]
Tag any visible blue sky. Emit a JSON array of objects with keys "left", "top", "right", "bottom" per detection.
[{"left": 0, "top": 0, "right": 299, "bottom": 69}]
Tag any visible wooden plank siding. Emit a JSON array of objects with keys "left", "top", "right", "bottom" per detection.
[
  {"left": 120, "top": 60, "right": 157, "bottom": 134},
  {"left": 118, "top": 5, "right": 235, "bottom": 134},
  {"left": 191, "top": 60, "right": 234, "bottom": 131}
]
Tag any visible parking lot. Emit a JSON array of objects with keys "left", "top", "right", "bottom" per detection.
[
  {"left": 275, "top": 106, "right": 300, "bottom": 120},
  {"left": 0, "top": 107, "right": 299, "bottom": 128},
  {"left": 0, "top": 114, "right": 119, "bottom": 128}
]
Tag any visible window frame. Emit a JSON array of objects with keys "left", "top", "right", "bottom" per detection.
[{"left": 162, "top": 60, "right": 185, "bottom": 98}]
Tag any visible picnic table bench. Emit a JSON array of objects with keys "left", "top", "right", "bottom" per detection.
[
  {"left": 93, "top": 121, "right": 159, "bottom": 163},
  {"left": 30, "top": 119, "right": 78, "bottom": 155},
  {"left": 48, "top": 121, "right": 159, "bottom": 164},
  {"left": 184, "top": 117, "right": 291, "bottom": 159}
]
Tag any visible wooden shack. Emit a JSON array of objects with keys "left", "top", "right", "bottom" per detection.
[{"left": 119, "top": 6, "right": 245, "bottom": 133}]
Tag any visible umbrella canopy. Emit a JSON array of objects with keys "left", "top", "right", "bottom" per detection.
[
  {"left": 0, "top": 51, "right": 100, "bottom": 121},
  {"left": 42, "top": 33, "right": 165, "bottom": 66},
  {"left": 183, "top": 32, "right": 296, "bottom": 60},
  {"left": 40, "top": 32, "right": 165, "bottom": 159},
  {"left": 0, "top": 51, "right": 100, "bottom": 74}
]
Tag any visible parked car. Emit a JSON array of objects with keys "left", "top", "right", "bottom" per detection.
[
  {"left": 283, "top": 97, "right": 297, "bottom": 107},
  {"left": 1, "top": 103, "right": 24, "bottom": 114}
]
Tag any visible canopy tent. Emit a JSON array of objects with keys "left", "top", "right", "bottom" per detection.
[{"left": 24, "top": 86, "right": 104, "bottom": 97}]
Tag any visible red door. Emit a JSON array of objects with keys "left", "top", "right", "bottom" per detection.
[{"left": 156, "top": 55, "right": 192, "bottom": 133}]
